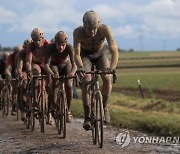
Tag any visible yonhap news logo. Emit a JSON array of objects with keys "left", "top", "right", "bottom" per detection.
[
  {"left": 115, "top": 130, "right": 180, "bottom": 148},
  {"left": 115, "top": 131, "right": 131, "bottom": 148}
]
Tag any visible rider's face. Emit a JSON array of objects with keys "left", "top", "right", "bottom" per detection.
[
  {"left": 33, "top": 37, "right": 44, "bottom": 48},
  {"left": 56, "top": 42, "right": 66, "bottom": 53},
  {"left": 85, "top": 26, "right": 98, "bottom": 38}
]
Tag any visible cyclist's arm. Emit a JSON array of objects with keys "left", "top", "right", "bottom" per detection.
[
  {"left": 68, "top": 45, "right": 77, "bottom": 75},
  {"left": 26, "top": 48, "right": 32, "bottom": 73},
  {"left": 16, "top": 56, "right": 23, "bottom": 77},
  {"left": 73, "top": 29, "right": 84, "bottom": 68},
  {"left": 5, "top": 65, "right": 12, "bottom": 78},
  {"left": 104, "top": 25, "right": 119, "bottom": 69},
  {"left": 5, "top": 55, "right": 12, "bottom": 78},
  {"left": 44, "top": 48, "right": 54, "bottom": 75}
]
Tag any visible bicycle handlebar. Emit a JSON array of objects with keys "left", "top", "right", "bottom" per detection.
[
  {"left": 30, "top": 74, "right": 49, "bottom": 79},
  {"left": 85, "top": 70, "right": 117, "bottom": 83},
  {"left": 51, "top": 75, "right": 76, "bottom": 80}
]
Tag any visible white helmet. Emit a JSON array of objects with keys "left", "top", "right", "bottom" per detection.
[{"left": 31, "top": 28, "right": 44, "bottom": 40}]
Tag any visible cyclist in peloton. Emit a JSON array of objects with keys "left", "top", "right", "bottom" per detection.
[
  {"left": 0, "top": 52, "right": 10, "bottom": 109},
  {"left": 5, "top": 45, "right": 23, "bottom": 115},
  {"left": 73, "top": 10, "right": 119, "bottom": 130},
  {"left": 26, "top": 28, "right": 50, "bottom": 111},
  {"left": 45, "top": 31, "right": 77, "bottom": 123},
  {"left": 16, "top": 39, "right": 32, "bottom": 121}
]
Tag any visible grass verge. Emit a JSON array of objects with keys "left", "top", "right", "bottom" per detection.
[{"left": 71, "top": 92, "right": 180, "bottom": 137}]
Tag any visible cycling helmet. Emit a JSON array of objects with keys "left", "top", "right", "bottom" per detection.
[
  {"left": 23, "top": 38, "right": 32, "bottom": 48},
  {"left": 31, "top": 28, "right": 44, "bottom": 40},
  {"left": 83, "top": 10, "right": 101, "bottom": 27},
  {"left": 50, "top": 38, "right": 55, "bottom": 43},
  {"left": 2, "top": 52, "right": 10, "bottom": 61},
  {"left": 14, "top": 45, "right": 23, "bottom": 53},
  {"left": 55, "top": 31, "right": 68, "bottom": 43}
]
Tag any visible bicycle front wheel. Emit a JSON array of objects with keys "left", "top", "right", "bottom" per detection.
[
  {"left": 57, "top": 92, "right": 67, "bottom": 138},
  {"left": 3, "top": 89, "right": 9, "bottom": 116},
  {"left": 95, "top": 91, "right": 104, "bottom": 148},
  {"left": 39, "top": 92, "right": 45, "bottom": 133}
]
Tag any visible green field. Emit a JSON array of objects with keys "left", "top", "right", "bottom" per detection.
[
  {"left": 72, "top": 51, "right": 180, "bottom": 136},
  {"left": 116, "top": 67, "right": 180, "bottom": 90}
]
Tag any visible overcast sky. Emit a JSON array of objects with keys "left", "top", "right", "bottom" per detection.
[{"left": 0, "top": 0, "right": 180, "bottom": 51}]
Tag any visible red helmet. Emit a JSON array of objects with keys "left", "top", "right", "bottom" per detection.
[{"left": 55, "top": 31, "right": 68, "bottom": 43}]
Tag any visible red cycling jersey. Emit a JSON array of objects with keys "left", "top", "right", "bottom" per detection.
[{"left": 26, "top": 39, "right": 50, "bottom": 65}]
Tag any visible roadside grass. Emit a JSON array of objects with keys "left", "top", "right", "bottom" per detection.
[
  {"left": 71, "top": 91, "right": 180, "bottom": 136},
  {"left": 108, "top": 93, "right": 180, "bottom": 136},
  {"left": 110, "top": 107, "right": 180, "bottom": 136},
  {"left": 115, "top": 70, "right": 180, "bottom": 91}
]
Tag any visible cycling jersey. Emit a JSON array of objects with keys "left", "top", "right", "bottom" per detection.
[
  {"left": 26, "top": 39, "right": 50, "bottom": 65},
  {"left": 45, "top": 42, "right": 76, "bottom": 76},
  {"left": 45, "top": 43, "right": 72, "bottom": 65}
]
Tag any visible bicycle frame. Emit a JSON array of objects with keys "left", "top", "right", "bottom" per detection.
[
  {"left": 85, "top": 68, "right": 117, "bottom": 148},
  {"left": 32, "top": 74, "right": 49, "bottom": 133},
  {"left": 52, "top": 75, "right": 76, "bottom": 138},
  {"left": 25, "top": 76, "right": 34, "bottom": 130}
]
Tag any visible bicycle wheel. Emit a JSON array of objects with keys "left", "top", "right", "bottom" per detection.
[
  {"left": 91, "top": 96, "right": 97, "bottom": 145},
  {"left": 26, "top": 97, "right": 34, "bottom": 130},
  {"left": 16, "top": 100, "right": 20, "bottom": 121},
  {"left": 3, "top": 88, "right": 9, "bottom": 116},
  {"left": 95, "top": 91, "right": 104, "bottom": 148},
  {"left": 56, "top": 93, "right": 61, "bottom": 134},
  {"left": 30, "top": 109, "right": 35, "bottom": 132},
  {"left": 39, "top": 92, "right": 45, "bottom": 133},
  {"left": 60, "top": 92, "right": 67, "bottom": 138},
  {"left": 56, "top": 92, "right": 67, "bottom": 138}
]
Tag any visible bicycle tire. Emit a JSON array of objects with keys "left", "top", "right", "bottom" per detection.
[
  {"left": 3, "top": 88, "right": 9, "bottom": 116},
  {"left": 39, "top": 91, "right": 45, "bottom": 133},
  {"left": 60, "top": 91, "right": 67, "bottom": 138},
  {"left": 56, "top": 93, "right": 61, "bottom": 134},
  {"left": 95, "top": 91, "right": 104, "bottom": 148},
  {"left": 16, "top": 100, "right": 20, "bottom": 121},
  {"left": 30, "top": 109, "right": 35, "bottom": 132},
  {"left": 91, "top": 96, "right": 97, "bottom": 145},
  {"left": 56, "top": 91, "right": 67, "bottom": 138}
]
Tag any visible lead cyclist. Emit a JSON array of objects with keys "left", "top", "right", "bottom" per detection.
[{"left": 73, "top": 10, "right": 119, "bottom": 131}]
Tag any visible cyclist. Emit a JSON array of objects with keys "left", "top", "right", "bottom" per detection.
[
  {"left": 26, "top": 28, "right": 50, "bottom": 110},
  {"left": 73, "top": 10, "right": 119, "bottom": 130},
  {"left": 45, "top": 31, "right": 77, "bottom": 123},
  {"left": 16, "top": 39, "right": 32, "bottom": 121},
  {"left": 5, "top": 45, "right": 23, "bottom": 115},
  {"left": 0, "top": 52, "right": 10, "bottom": 109}
]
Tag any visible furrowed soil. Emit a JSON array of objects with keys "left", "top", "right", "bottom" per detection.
[
  {"left": 113, "top": 87, "right": 180, "bottom": 102},
  {"left": 0, "top": 114, "right": 180, "bottom": 153}
]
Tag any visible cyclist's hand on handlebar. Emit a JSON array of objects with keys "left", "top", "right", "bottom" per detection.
[
  {"left": 68, "top": 73, "right": 74, "bottom": 77},
  {"left": 18, "top": 76, "right": 24, "bottom": 80},
  {"left": 27, "top": 71, "right": 32, "bottom": 77},
  {"left": 77, "top": 67, "right": 85, "bottom": 77},
  {"left": 6, "top": 75, "right": 12, "bottom": 81},
  {"left": 51, "top": 73, "right": 59, "bottom": 78},
  {"left": 105, "top": 67, "right": 114, "bottom": 74}
]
